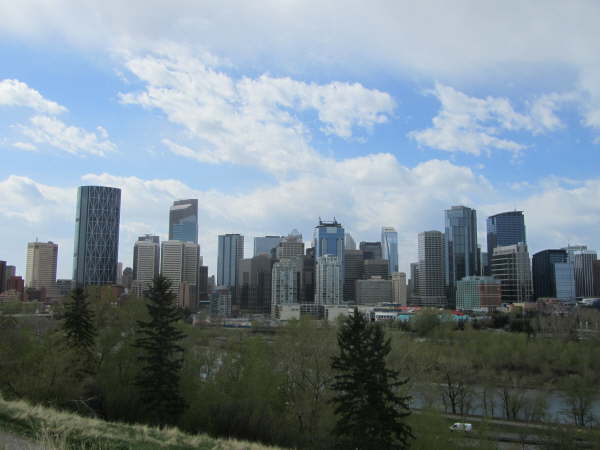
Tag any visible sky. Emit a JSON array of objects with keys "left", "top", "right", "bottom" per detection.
[{"left": 1, "top": 0, "right": 599, "bottom": 279}]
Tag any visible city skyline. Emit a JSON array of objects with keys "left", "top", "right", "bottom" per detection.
[{"left": 2, "top": 2, "right": 600, "bottom": 279}]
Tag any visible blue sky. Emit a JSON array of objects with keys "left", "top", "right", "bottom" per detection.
[{"left": 1, "top": 1, "right": 599, "bottom": 278}]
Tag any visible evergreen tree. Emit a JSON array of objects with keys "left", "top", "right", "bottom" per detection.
[
  {"left": 134, "top": 275, "right": 186, "bottom": 425},
  {"left": 331, "top": 308, "right": 413, "bottom": 450},
  {"left": 63, "top": 287, "right": 96, "bottom": 355}
]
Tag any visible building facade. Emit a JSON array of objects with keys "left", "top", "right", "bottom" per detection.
[
  {"left": 238, "top": 254, "right": 272, "bottom": 314},
  {"left": 132, "top": 239, "right": 160, "bottom": 297},
  {"left": 315, "top": 255, "right": 342, "bottom": 305},
  {"left": 491, "top": 243, "right": 533, "bottom": 303},
  {"left": 73, "top": 186, "right": 121, "bottom": 287},
  {"left": 554, "top": 263, "right": 576, "bottom": 300},
  {"left": 344, "top": 233, "right": 357, "bottom": 250},
  {"left": 391, "top": 272, "right": 407, "bottom": 305},
  {"left": 271, "top": 256, "right": 304, "bottom": 316},
  {"left": 363, "top": 259, "right": 389, "bottom": 280},
  {"left": 217, "top": 234, "right": 244, "bottom": 287},
  {"left": 381, "top": 227, "right": 399, "bottom": 273},
  {"left": 314, "top": 219, "right": 345, "bottom": 261},
  {"left": 160, "top": 240, "right": 185, "bottom": 306},
  {"left": 415, "top": 231, "right": 446, "bottom": 307},
  {"left": 25, "top": 241, "right": 58, "bottom": 298},
  {"left": 573, "top": 250, "right": 597, "bottom": 297},
  {"left": 254, "top": 235, "right": 284, "bottom": 257},
  {"left": 356, "top": 277, "right": 393, "bottom": 305},
  {"left": 532, "top": 249, "right": 568, "bottom": 299},
  {"left": 276, "top": 231, "right": 305, "bottom": 259},
  {"left": 359, "top": 241, "right": 383, "bottom": 260},
  {"left": 487, "top": 211, "right": 526, "bottom": 259},
  {"left": 456, "top": 276, "right": 502, "bottom": 311},
  {"left": 445, "top": 206, "right": 478, "bottom": 306},
  {"left": 343, "top": 249, "right": 364, "bottom": 303},
  {"left": 168, "top": 199, "right": 198, "bottom": 243}
]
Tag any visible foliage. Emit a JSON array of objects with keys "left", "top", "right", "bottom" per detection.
[
  {"left": 133, "top": 275, "right": 187, "bottom": 425},
  {"left": 63, "top": 288, "right": 97, "bottom": 365},
  {"left": 331, "top": 308, "right": 413, "bottom": 450}
]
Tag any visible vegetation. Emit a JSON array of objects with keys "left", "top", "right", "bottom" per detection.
[{"left": 331, "top": 308, "right": 412, "bottom": 449}]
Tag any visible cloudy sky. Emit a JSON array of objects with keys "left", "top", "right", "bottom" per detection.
[{"left": 1, "top": 1, "right": 599, "bottom": 279}]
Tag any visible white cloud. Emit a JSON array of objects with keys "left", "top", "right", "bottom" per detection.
[
  {"left": 409, "top": 83, "right": 574, "bottom": 155},
  {"left": 0, "top": 79, "right": 67, "bottom": 115},
  {"left": 12, "top": 141, "right": 37, "bottom": 151},
  {"left": 18, "top": 115, "right": 117, "bottom": 156},
  {"left": 119, "top": 48, "right": 395, "bottom": 175}
]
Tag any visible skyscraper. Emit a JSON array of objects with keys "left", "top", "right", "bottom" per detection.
[
  {"left": 73, "top": 186, "right": 121, "bottom": 287},
  {"left": 381, "top": 227, "right": 399, "bottom": 273},
  {"left": 133, "top": 235, "right": 160, "bottom": 282},
  {"left": 391, "top": 272, "right": 407, "bottom": 305},
  {"left": 182, "top": 242, "right": 201, "bottom": 309},
  {"left": 25, "top": 241, "right": 58, "bottom": 298},
  {"left": 132, "top": 239, "right": 160, "bottom": 297},
  {"left": 271, "top": 256, "right": 304, "bottom": 316},
  {"left": 238, "top": 254, "right": 272, "bottom": 314},
  {"left": 0, "top": 261, "right": 6, "bottom": 293},
  {"left": 445, "top": 205, "right": 478, "bottom": 305},
  {"left": 169, "top": 199, "right": 198, "bottom": 243},
  {"left": 343, "top": 249, "right": 364, "bottom": 303},
  {"left": 573, "top": 250, "right": 597, "bottom": 297},
  {"left": 160, "top": 240, "right": 184, "bottom": 306},
  {"left": 532, "top": 249, "right": 568, "bottom": 299},
  {"left": 254, "top": 235, "right": 284, "bottom": 257},
  {"left": 415, "top": 231, "right": 446, "bottom": 307},
  {"left": 314, "top": 219, "right": 345, "bottom": 260},
  {"left": 315, "top": 255, "right": 342, "bottom": 305},
  {"left": 345, "top": 233, "right": 357, "bottom": 250},
  {"left": 359, "top": 241, "right": 383, "bottom": 260},
  {"left": 276, "top": 231, "right": 305, "bottom": 259},
  {"left": 217, "top": 234, "right": 244, "bottom": 287},
  {"left": 491, "top": 243, "right": 533, "bottom": 303},
  {"left": 487, "top": 211, "right": 526, "bottom": 259}
]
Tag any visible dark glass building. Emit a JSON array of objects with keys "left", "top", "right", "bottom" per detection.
[
  {"left": 532, "top": 249, "right": 567, "bottom": 299},
  {"left": 359, "top": 241, "right": 383, "bottom": 260},
  {"left": 445, "top": 206, "right": 478, "bottom": 306},
  {"left": 73, "top": 186, "right": 121, "bottom": 286},
  {"left": 487, "top": 211, "right": 526, "bottom": 258},
  {"left": 169, "top": 199, "right": 198, "bottom": 243}
]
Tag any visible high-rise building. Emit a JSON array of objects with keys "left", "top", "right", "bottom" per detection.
[
  {"left": 315, "top": 255, "right": 342, "bottom": 305},
  {"left": 359, "top": 241, "right": 382, "bottom": 260},
  {"left": 238, "top": 254, "right": 272, "bottom": 314},
  {"left": 562, "top": 245, "right": 588, "bottom": 264},
  {"left": 408, "top": 262, "right": 419, "bottom": 301},
  {"left": 356, "top": 277, "right": 393, "bottom": 305},
  {"left": 169, "top": 199, "right": 198, "bottom": 243},
  {"left": 573, "top": 250, "right": 597, "bottom": 297},
  {"left": 254, "top": 235, "right": 284, "bottom": 257},
  {"left": 532, "top": 249, "right": 568, "bottom": 299},
  {"left": 554, "top": 263, "right": 576, "bottom": 300},
  {"left": 198, "top": 265, "right": 209, "bottom": 302},
  {"left": 415, "top": 231, "right": 446, "bottom": 307},
  {"left": 133, "top": 235, "right": 160, "bottom": 282},
  {"left": 182, "top": 242, "right": 201, "bottom": 309},
  {"left": 343, "top": 249, "right": 364, "bottom": 303},
  {"left": 217, "top": 234, "right": 244, "bottom": 287},
  {"left": 0, "top": 260, "right": 6, "bottom": 293},
  {"left": 314, "top": 219, "right": 345, "bottom": 260},
  {"left": 301, "top": 255, "right": 316, "bottom": 304},
  {"left": 160, "top": 240, "right": 185, "bottom": 306},
  {"left": 132, "top": 239, "right": 160, "bottom": 297},
  {"left": 159, "top": 241, "right": 202, "bottom": 308},
  {"left": 456, "top": 276, "right": 502, "bottom": 311},
  {"left": 25, "top": 241, "right": 58, "bottom": 298},
  {"left": 594, "top": 261, "right": 600, "bottom": 297},
  {"left": 116, "top": 262, "right": 123, "bottom": 284},
  {"left": 391, "top": 272, "right": 407, "bottom": 305},
  {"left": 363, "top": 259, "right": 389, "bottom": 280},
  {"left": 73, "top": 186, "right": 121, "bottom": 287},
  {"left": 276, "top": 231, "right": 305, "bottom": 259},
  {"left": 491, "top": 243, "right": 533, "bottom": 303},
  {"left": 445, "top": 205, "right": 478, "bottom": 305},
  {"left": 271, "top": 256, "right": 304, "bottom": 316},
  {"left": 381, "top": 227, "right": 399, "bottom": 273},
  {"left": 487, "top": 211, "right": 526, "bottom": 259},
  {"left": 345, "top": 233, "right": 357, "bottom": 250}
]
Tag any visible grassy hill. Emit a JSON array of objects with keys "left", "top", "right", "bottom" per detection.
[{"left": 0, "top": 395, "right": 281, "bottom": 450}]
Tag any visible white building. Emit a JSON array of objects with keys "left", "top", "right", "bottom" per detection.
[
  {"left": 315, "top": 255, "right": 342, "bottom": 305},
  {"left": 25, "top": 241, "right": 58, "bottom": 298},
  {"left": 271, "top": 256, "right": 303, "bottom": 317},
  {"left": 133, "top": 239, "right": 160, "bottom": 297},
  {"left": 391, "top": 272, "right": 407, "bottom": 305},
  {"left": 491, "top": 243, "right": 533, "bottom": 303},
  {"left": 161, "top": 240, "right": 185, "bottom": 306}
]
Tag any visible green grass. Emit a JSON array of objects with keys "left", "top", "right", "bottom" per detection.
[{"left": 0, "top": 395, "right": 281, "bottom": 450}]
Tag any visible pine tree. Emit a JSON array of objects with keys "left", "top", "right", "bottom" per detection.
[
  {"left": 331, "top": 308, "right": 413, "bottom": 450},
  {"left": 63, "top": 287, "right": 97, "bottom": 355},
  {"left": 134, "top": 275, "right": 186, "bottom": 425}
]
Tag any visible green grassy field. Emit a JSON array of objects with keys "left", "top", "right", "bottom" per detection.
[{"left": 0, "top": 395, "right": 281, "bottom": 450}]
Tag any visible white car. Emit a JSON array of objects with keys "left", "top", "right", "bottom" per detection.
[{"left": 449, "top": 422, "right": 472, "bottom": 432}]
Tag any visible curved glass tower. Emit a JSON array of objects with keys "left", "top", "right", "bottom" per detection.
[
  {"left": 381, "top": 226, "right": 399, "bottom": 273},
  {"left": 73, "top": 186, "right": 121, "bottom": 286}
]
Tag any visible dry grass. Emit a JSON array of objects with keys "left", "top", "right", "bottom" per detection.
[{"left": 0, "top": 395, "right": 282, "bottom": 450}]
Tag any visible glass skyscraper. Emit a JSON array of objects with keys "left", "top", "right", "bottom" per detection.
[
  {"left": 73, "top": 186, "right": 121, "bottom": 286},
  {"left": 314, "top": 219, "right": 345, "bottom": 260},
  {"left": 169, "top": 199, "right": 198, "bottom": 243},
  {"left": 381, "top": 226, "right": 399, "bottom": 273},
  {"left": 445, "top": 205, "right": 478, "bottom": 304},
  {"left": 217, "top": 234, "right": 244, "bottom": 287},
  {"left": 487, "top": 211, "right": 526, "bottom": 258}
]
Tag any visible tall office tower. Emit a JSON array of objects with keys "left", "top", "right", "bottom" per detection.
[
  {"left": 343, "top": 249, "right": 364, "bottom": 303},
  {"left": 73, "top": 186, "right": 121, "bottom": 287},
  {"left": 381, "top": 227, "right": 399, "bottom": 273},
  {"left": 182, "top": 242, "right": 201, "bottom": 309},
  {"left": 573, "top": 250, "right": 597, "bottom": 297},
  {"left": 217, "top": 234, "right": 244, "bottom": 287},
  {"left": 132, "top": 239, "right": 160, "bottom": 297},
  {"left": 271, "top": 256, "right": 304, "bottom": 316},
  {"left": 345, "top": 233, "right": 357, "bottom": 250},
  {"left": 276, "top": 231, "right": 305, "bottom": 259},
  {"left": 315, "top": 255, "right": 342, "bottom": 305},
  {"left": 486, "top": 211, "right": 526, "bottom": 259},
  {"left": 363, "top": 259, "right": 389, "bottom": 279},
  {"left": 169, "top": 199, "right": 198, "bottom": 243},
  {"left": 532, "top": 249, "right": 568, "bottom": 299},
  {"left": 6, "top": 265, "right": 16, "bottom": 281},
  {"left": 408, "top": 262, "right": 419, "bottom": 300},
  {"left": 445, "top": 205, "right": 478, "bottom": 305},
  {"left": 554, "top": 263, "right": 576, "bottom": 300},
  {"left": 301, "top": 255, "right": 316, "bottom": 303},
  {"left": 314, "top": 219, "right": 345, "bottom": 260},
  {"left": 415, "top": 231, "right": 446, "bottom": 307},
  {"left": 161, "top": 240, "right": 185, "bottom": 306},
  {"left": 254, "top": 236, "right": 284, "bottom": 257},
  {"left": 133, "top": 235, "right": 160, "bottom": 282},
  {"left": 391, "top": 272, "right": 407, "bottom": 305},
  {"left": 198, "top": 265, "right": 209, "bottom": 302},
  {"left": 0, "top": 261, "right": 6, "bottom": 292},
  {"left": 116, "top": 262, "right": 123, "bottom": 284},
  {"left": 359, "top": 242, "right": 382, "bottom": 260},
  {"left": 25, "top": 241, "right": 58, "bottom": 298},
  {"left": 238, "top": 254, "right": 272, "bottom": 314},
  {"left": 593, "top": 261, "right": 600, "bottom": 297},
  {"left": 356, "top": 277, "right": 393, "bottom": 305},
  {"left": 480, "top": 252, "right": 489, "bottom": 276},
  {"left": 491, "top": 243, "right": 533, "bottom": 303},
  {"left": 562, "top": 245, "right": 588, "bottom": 264}
]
